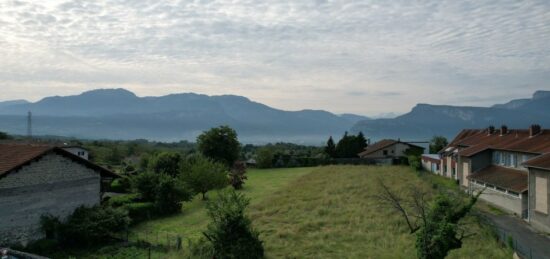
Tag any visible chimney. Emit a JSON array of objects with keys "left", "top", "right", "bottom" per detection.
[
  {"left": 530, "top": 124, "right": 541, "bottom": 137},
  {"left": 487, "top": 126, "right": 495, "bottom": 135},
  {"left": 500, "top": 125, "right": 508, "bottom": 135}
]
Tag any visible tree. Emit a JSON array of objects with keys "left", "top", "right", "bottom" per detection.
[
  {"left": 149, "top": 152, "right": 182, "bottom": 177},
  {"left": 429, "top": 136, "right": 448, "bottom": 154},
  {"left": 335, "top": 132, "right": 367, "bottom": 158},
  {"left": 356, "top": 132, "right": 368, "bottom": 151},
  {"left": 324, "top": 136, "right": 337, "bottom": 158},
  {"left": 154, "top": 174, "right": 192, "bottom": 214},
  {"left": 203, "top": 190, "right": 264, "bottom": 259},
  {"left": 106, "top": 146, "right": 122, "bottom": 165},
  {"left": 132, "top": 172, "right": 192, "bottom": 215},
  {"left": 256, "top": 147, "right": 274, "bottom": 168},
  {"left": 229, "top": 161, "right": 248, "bottom": 190},
  {"left": 0, "top": 131, "right": 10, "bottom": 140},
  {"left": 181, "top": 156, "right": 228, "bottom": 200},
  {"left": 376, "top": 180, "right": 481, "bottom": 259},
  {"left": 197, "top": 126, "right": 241, "bottom": 167}
]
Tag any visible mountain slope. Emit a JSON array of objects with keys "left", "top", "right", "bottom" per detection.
[
  {"left": 0, "top": 89, "right": 366, "bottom": 144},
  {"left": 352, "top": 91, "right": 550, "bottom": 141}
]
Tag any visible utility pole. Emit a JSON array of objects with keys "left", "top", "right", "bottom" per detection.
[{"left": 27, "top": 111, "right": 32, "bottom": 139}]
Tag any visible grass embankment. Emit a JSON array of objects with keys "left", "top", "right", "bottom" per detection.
[{"left": 69, "top": 166, "right": 509, "bottom": 258}]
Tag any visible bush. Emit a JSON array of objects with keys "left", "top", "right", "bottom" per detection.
[
  {"left": 202, "top": 190, "right": 264, "bottom": 259},
  {"left": 125, "top": 202, "right": 156, "bottom": 223},
  {"left": 132, "top": 172, "right": 160, "bottom": 201},
  {"left": 229, "top": 162, "right": 247, "bottom": 190},
  {"left": 408, "top": 155, "right": 421, "bottom": 171},
  {"left": 131, "top": 172, "right": 192, "bottom": 215},
  {"left": 110, "top": 177, "right": 132, "bottom": 193},
  {"left": 106, "top": 193, "right": 140, "bottom": 207},
  {"left": 41, "top": 205, "right": 130, "bottom": 247},
  {"left": 154, "top": 173, "right": 192, "bottom": 215}
]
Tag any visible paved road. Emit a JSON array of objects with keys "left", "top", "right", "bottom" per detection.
[{"left": 480, "top": 212, "right": 550, "bottom": 259}]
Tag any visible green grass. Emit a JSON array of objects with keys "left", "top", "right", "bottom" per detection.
[{"left": 58, "top": 166, "right": 510, "bottom": 258}]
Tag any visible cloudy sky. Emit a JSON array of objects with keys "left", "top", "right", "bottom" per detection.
[{"left": 1, "top": 0, "right": 549, "bottom": 116}]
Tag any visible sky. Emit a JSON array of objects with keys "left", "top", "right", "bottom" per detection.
[{"left": 0, "top": 0, "right": 549, "bottom": 116}]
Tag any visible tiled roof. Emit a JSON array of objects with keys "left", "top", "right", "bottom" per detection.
[
  {"left": 446, "top": 129, "right": 550, "bottom": 157},
  {"left": 468, "top": 165, "right": 528, "bottom": 193},
  {"left": 421, "top": 154, "right": 440, "bottom": 163},
  {"left": 0, "top": 144, "right": 119, "bottom": 178},
  {"left": 0, "top": 144, "right": 52, "bottom": 176},
  {"left": 523, "top": 153, "right": 550, "bottom": 170},
  {"left": 358, "top": 139, "right": 397, "bottom": 157}
]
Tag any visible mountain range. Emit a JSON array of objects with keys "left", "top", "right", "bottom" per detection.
[
  {"left": 351, "top": 90, "right": 550, "bottom": 141},
  {"left": 0, "top": 89, "right": 369, "bottom": 144},
  {"left": 0, "top": 89, "right": 548, "bottom": 144}
]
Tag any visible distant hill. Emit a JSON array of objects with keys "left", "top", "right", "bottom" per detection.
[
  {"left": 0, "top": 100, "right": 29, "bottom": 108},
  {"left": 351, "top": 90, "right": 550, "bottom": 141},
  {"left": 0, "top": 89, "right": 369, "bottom": 144}
]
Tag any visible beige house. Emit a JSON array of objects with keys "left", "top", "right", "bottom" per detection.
[
  {"left": 358, "top": 139, "right": 424, "bottom": 160},
  {"left": 524, "top": 153, "right": 550, "bottom": 233},
  {"left": 440, "top": 125, "right": 550, "bottom": 232},
  {"left": 0, "top": 144, "right": 118, "bottom": 246}
]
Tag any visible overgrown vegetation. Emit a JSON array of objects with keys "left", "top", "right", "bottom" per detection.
[
  {"left": 40, "top": 205, "right": 130, "bottom": 247},
  {"left": 199, "top": 190, "right": 264, "bottom": 259}
]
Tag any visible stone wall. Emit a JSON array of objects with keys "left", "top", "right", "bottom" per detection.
[{"left": 0, "top": 153, "right": 100, "bottom": 246}]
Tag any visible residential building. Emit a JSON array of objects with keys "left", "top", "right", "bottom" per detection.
[
  {"left": 440, "top": 125, "right": 550, "bottom": 230},
  {"left": 524, "top": 153, "right": 550, "bottom": 233},
  {"left": 421, "top": 154, "right": 441, "bottom": 174},
  {"left": 61, "top": 146, "right": 89, "bottom": 160},
  {"left": 0, "top": 144, "right": 119, "bottom": 246},
  {"left": 358, "top": 139, "right": 424, "bottom": 160}
]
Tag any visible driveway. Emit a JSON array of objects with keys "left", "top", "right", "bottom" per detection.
[{"left": 480, "top": 212, "right": 550, "bottom": 259}]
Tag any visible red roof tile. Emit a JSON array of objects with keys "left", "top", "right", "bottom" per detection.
[
  {"left": 358, "top": 139, "right": 396, "bottom": 157},
  {"left": 468, "top": 165, "right": 528, "bottom": 193},
  {"left": 523, "top": 153, "right": 550, "bottom": 170},
  {"left": 0, "top": 144, "right": 119, "bottom": 178}
]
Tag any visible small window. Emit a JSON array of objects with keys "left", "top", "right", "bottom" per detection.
[
  {"left": 383, "top": 150, "right": 388, "bottom": 156},
  {"left": 496, "top": 187, "right": 506, "bottom": 193},
  {"left": 485, "top": 184, "right": 495, "bottom": 189},
  {"left": 508, "top": 191, "right": 520, "bottom": 197}
]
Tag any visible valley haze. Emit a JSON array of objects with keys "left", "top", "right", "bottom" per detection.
[{"left": 0, "top": 88, "right": 548, "bottom": 144}]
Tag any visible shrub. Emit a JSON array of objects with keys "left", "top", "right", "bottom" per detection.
[
  {"left": 125, "top": 202, "right": 156, "bottom": 223},
  {"left": 110, "top": 177, "right": 132, "bottom": 193},
  {"left": 229, "top": 161, "right": 247, "bottom": 190},
  {"left": 41, "top": 205, "right": 130, "bottom": 247},
  {"left": 408, "top": 155, "right": 421, "bottom": 171},
  {"left": 154, "top": 173, "right": 192, "bottom": 215},
  {"left": 202, "top": 190, "right": 264, "bottom": 259},
  {"left": 106, "top": 193, "right": 140, "bottom": 207},
  {"left": 149, "top": 152, "right": 182, "bottom": 177},
  {"left": 132, "top": 172, "right": 160, "bottom": 201}
]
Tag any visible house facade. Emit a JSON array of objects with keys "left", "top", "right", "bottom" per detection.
[
  {"left": 421, "top": 154, "right": 441, "bottom": 174},
  {"left": 0, "top": 144, "right": 118, "bottom": 246},
  {"left": 524, "top": 153, "right": 550, "bottom": 233},
  {"left": 358, "top": 139, "right": 424, "bottom": 160},
  {"left": 440, "top": 125, "right": 550, "bottom": 231}
]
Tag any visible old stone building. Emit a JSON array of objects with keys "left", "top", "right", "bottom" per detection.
[{"left": 0, "top": 144, "right": 118, "bottom": 246}]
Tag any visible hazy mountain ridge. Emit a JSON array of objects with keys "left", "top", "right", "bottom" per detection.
[
  {"left": 0, "top": 89, "right": 368, "bottom": 144},
  {"left": 351, "top": 90, "right": 550, "bottom": 141}
]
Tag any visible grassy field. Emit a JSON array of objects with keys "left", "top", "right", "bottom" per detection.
[{"left": 64, "top": 166, "right": 510, "bottom": 258}]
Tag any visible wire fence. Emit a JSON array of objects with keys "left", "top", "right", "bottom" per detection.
[{"left": 114, "top": 230, "right": 184, "bottom": 251}]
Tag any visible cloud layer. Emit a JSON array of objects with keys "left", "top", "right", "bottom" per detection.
[{"left": 1, "top": 0, "right": 549, "bottom": 115}]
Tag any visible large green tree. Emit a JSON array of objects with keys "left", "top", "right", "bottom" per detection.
[
  {"left": 149, "top": 152, "right": 182, "bottom": 177},
  {"left": 256, "top": 147, "right": 275, "bottom": 168},
  {"left": 429, "top": 136, "right": 448, "bottom": 153},
  {"left": 197, "top": 126, "right": 241, "bottom": 167},
  {"left": 181, "top": 156, "right": 228, "bottom": 200}
]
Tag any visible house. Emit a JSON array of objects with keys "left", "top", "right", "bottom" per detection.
[
  {"left": 60, "top": 146, "right": 89, "bottom": 160},
  {"left": 358, "top": 139, "right": 425, "bottom": 160},
  {"left": 440, "top": 125, "right": 550, "bottom": 230},
  {"left": 421, "top": 154, "right": 441, "bottom": 174},
  {"left": 0, "top": 144, "right": 119, "bottom": 246},
  {"left": 524, "top": 153, "right": 550, "bottom": 232}
]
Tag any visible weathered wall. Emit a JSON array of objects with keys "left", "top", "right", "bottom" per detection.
[
  {"left": 0, "top": 153, "right": 100, "bottom": 246},
  {"left": 471, "top": 183, "right": 524, "bottom": 215},
  {"left": 529, "top": 168, "right": 550, "bottom": 233},
  {"left": 470, "top": 150, "right": 492, "bottom": 172}
]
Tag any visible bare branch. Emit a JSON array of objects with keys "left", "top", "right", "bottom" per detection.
[{"left": 375, "top": 178, "right": 419, "bottom": 233}]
